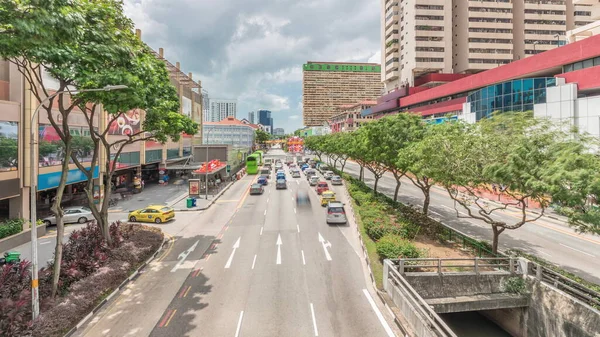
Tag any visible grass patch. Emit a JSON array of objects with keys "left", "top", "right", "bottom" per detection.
[{"left": 350, "top": 196, "right": 384, "bottom": 289}]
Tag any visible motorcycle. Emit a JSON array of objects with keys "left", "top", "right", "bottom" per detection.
[{"left": 0, "top": 251, "right": 21, "bottom": 266}]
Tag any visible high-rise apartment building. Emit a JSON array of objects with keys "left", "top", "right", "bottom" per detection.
[
  {"left": 209, "top": 99, "right": 237, "bottom": 122},
  {"left": 381, "top": 0, "right": 599, "bottom": 92},
  {"left": 302, "top": 62, "right": 383, "bottom": 127},
  {"left": 202, "top": 90, "right": 210, "bottom": 122},
  {"left": 248, "top": 111, "right": 255, "bottom": 124}
]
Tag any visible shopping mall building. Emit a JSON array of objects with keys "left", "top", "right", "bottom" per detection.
[{"left": 368, "top": 34, "right": 600, "bottom": 138}]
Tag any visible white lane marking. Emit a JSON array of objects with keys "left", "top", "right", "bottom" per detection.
[
  {"left": 276, "top": 234, "right": 283, "bottom": 265},
  {"left": 267, "top": 197, "right": 269, "bottom": 203},
  {"left": 362, "top": 289, "right": 395, "bottom": 337},
  {"left": 252, "top": 254, "right": 257, "bottom": 269},
  {"left": 538, "top": 250, "right": 553, "bottom": 257},
  {"left": 301, "top": 250, "right": 306, "bottom": 265},
  {"left": 291, "top": 197, "right": 294, "bottom": 201},
  {"left": 441, "top": 205, "right": 453, "bottom": 211},
  {"left": 224, "top": 237, "right": 241, "bottom": 269},
  {"left": 264, "top": 209, "right": 267, "bottom": 216},
  {"left": 296, "top": 180, "right": 299, "bottom": 185},
  {"left": 310, "top": 303, "right": 319, "bottom": 336},
  {"left": 260, "top": 227, "right": 264, "bottom": 236},
  {"left": 297, "top": 225, "right": 300, "bottom": 233},
  {"left": 559, "top": 243, "right": 596, "bottom": 257},
  {"left": 40, "top": 241, "right": 51, "bottom": 245},
  {"left": 235, "top": 311, "right": 244, "bottom": 337},
  {"left": 294, "top": 208, "right": 297, "bottom": 214},
  {"left": 430, "top": 210, "right": 442, "bottom": 217}
]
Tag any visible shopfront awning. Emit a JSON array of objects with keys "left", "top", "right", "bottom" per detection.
[{"left": 166, "top": 162, "right": 203, "bottom": 170}]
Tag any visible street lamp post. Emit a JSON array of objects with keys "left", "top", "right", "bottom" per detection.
[
  {"left": 205, "top": 128, "right": 214, "bottom": 200},
  {"left": 29, "top": 84, "right": 127, "bottom": 320},
  {"left": 533, "top": 41, "right": 539, "bottom": 54}
]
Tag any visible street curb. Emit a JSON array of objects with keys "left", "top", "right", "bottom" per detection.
[
  {"left": 63, "top": 234, "right": 169, "bottom": 337},
  {"left": 341, "top": 184, "right": 405, "bottom": 333}
]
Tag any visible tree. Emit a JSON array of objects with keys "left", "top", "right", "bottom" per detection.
[
  {"left": 0, "top": 137, "right": 18, "bottom": 169},
  {"left": 255, "top": 129, "right": 271, "bottom": 144},
  {"left": 333, "top": 132, "right": 352, "bottom": 173},
  {"left": 304, "top": 136, "right": 325, "bottom": 162},
  {"left": 357, "top": 125, "right": 388, "bottom": 193},
  {"left": 365, "top": 114, "right": 425, "bottom": 201},
  {"left": 0, "top": 0, "right": 197, "bottom": 296}
]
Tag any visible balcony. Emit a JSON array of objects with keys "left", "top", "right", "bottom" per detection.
[
  {"left": 385, "top": 70, "right": 399, "bottom": 81},
  {"left": 524, "top": 13, "right": 566, "bottom": 21},
  {"left": 386, "top": 14, "right": 399, "bottom": 29},
  {"left": 468, "top": 0, "right": 512, "bottom": 8}
]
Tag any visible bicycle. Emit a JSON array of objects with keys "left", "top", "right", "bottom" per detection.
[{"left": 108, "top": 198, "right": 118, "bottom": 207}]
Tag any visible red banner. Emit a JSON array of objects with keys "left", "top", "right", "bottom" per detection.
[{"left": 193, "top": 159, "right": 225, "bottom": 174}]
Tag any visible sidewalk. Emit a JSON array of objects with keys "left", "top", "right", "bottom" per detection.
[
  {"left": 107, "top": 181, "right": 188, "bottom": 213},
  {"left": 170, "top": 179, "right": 237, "bottom": 211}
]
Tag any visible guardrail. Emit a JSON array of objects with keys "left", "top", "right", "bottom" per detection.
[
  {"left": 531, "top": 263, "right": 600, "bottom": 308},
  {"left": 393, "top": 257, "right": 516, "bottom": 275},
  {"left": 384, "top": 260, "right": 458, "bottom": 337}
]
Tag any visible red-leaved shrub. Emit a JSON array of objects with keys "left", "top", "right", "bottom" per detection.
[{"left": 0, "top": 262, "right": 33, "bottom": 336}]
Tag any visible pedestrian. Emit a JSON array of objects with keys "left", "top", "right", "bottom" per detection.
[{"left": 141, "top": 179, "right": 145, "bottom": 190}]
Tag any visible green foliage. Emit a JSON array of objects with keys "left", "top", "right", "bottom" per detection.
[
  {"left": 376, "top": 234, "right": 422, "bottom": 260},
  {"left": 255, "top": 129, "right": 271, "bottom": 144},
  {"left": 0, "top": 137, "right": 18, "bottom": 168},
  {"left": 502, "top": 277, "right": 527, "bottom": 295},
  {"left": 0, "top": 219, "right": 24, "bottom": 240}
]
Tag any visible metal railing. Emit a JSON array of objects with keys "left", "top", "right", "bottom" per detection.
[
  {"left": 393, "top": 257, "right": 516, "bottom": 275},
  {"left": 531, "top": 263, "right": 600, "bottom": 308},
  {"left": 385, "top": 260, "right": 458, "bottom": 337}
]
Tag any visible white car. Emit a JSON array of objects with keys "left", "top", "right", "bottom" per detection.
[
  {"left": 42, "top": 206, "right": 93, "bottom": 226},
  {"left": 324, "top": 171, "right": 334, "bottom": 180},
  {"left": 331, "top": 175, "right": 343, "bottom": 185},
  {"left": 309, "top": 176, "right": 319, "bottom": 186}
]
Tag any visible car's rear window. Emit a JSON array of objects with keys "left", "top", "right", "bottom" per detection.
[
  {"left": 318, "top": 183, "right": 327, "bottom": 187},
  {"left": 328, "top": 207, "right": 344, "bottom": 214}
]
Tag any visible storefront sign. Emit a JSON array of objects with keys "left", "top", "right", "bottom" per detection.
[
  {"left": 107, "top": 109, "right": 142, "bottom": 135},
  {"left": 93, "top": 185, "right": 100, "bottom": 204},
  {"left": 38, "top": 166, "right": 99, "bottom": 191},
  {"left": 188, "top": 179, "right": 200, "bottom": 197}
]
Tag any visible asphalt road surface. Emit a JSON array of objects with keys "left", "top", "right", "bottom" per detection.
[
  {"left": 77, "top": 149, "right": 397, "bottom": 337},
  {"left": 328, "top": 157, "right": 600, "bottom": 285}
]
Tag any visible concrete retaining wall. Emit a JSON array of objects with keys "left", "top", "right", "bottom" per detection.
[
  {"left": 0, "top": 225, "right": 46, "bottom": 253},
  {"left": 387, "top": 282, "right": 438, "bottom": 337},
  {"left": 481, "top": 307, "right": 528, "bottom": 337},
  {"left": 526, "top": 278, "right": 600, "bottom": 337},
  {"left": 404, "top": 273, "right": 513, "bottom": 298}
]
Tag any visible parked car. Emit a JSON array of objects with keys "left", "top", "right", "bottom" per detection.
[
  {"left": 316, "top": 181, "right": 329, "bottom": 195},
  {"left": 324, "top": 171, "right": 334, "bottom": 180},
  {"left": 257, "top": 176, "right": 269, "bottom": 185},
  {"left": 331, "top": 175, "right": 343, "bottom": 185},
  {"left": 42, "top": 206, "right": 93, "bottom": 226},
  {"left": 326, "top": 202, "right": 347, "bottom": 224},
  {"left": 276, "top": 178, "right": 287, "bottom": 189},
  {"left": 320, "top": 190, "right": 336, "bottom": 207},
  {"left": 309, "top": 176, "right": 319, "bottom": 186},
  {"left": 129, "top": 205, "right": 175, "bottom": 224},
  {"left": 250, "top": 183, "right": 264, "bottom": 195}
]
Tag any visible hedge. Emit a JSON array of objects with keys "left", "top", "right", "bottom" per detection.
[
  {"left": 376, "top": 234, "right": 423, "bottom": 260},
  {"left": 0, "top": 218, "right": 24, "bottom": 240}
]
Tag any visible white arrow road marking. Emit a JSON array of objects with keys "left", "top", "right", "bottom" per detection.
[
  {"left": 171, "top": 240, "right": 199, "bottom": 272},
  {"left": 301, "top": 250, "right": 306, "bottom": 265},
  {"left": 318, "top": 232, "right": 332, "bottom": 261},
  {"left": 225, "top": 237, "right": 241, "bottom": 269},
  {"left": 297, "top": 225, "right": 300, "bottom": 233},
  {"left": 252, "top": 254, "right": 257, "bottom": 269},
  {"left": 264, "top": 209, "right": 267, "bottom": 216},
  {"left": 260, "top": 227, "right": 264, "bottom": 236},
  {"left": 276, "top": 234, "right": 282, "bottom": 265},
  {"left": 363, "top": 289, "right": 395, "bottom": 337}
]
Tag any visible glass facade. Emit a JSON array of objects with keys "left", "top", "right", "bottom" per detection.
[
  {"left": 467, "top": 77, "right": 556, "bottom": 121},
  {"left": 145, "top": 149, "right": 162, "bottom": 163}
]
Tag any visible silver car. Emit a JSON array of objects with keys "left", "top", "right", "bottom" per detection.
[
  {"left": 331, "top": 175, "right": 343, "bottom": 185},
  {"left": 42, "top": 206, "right": 93, "bottom": 226},
  {"left": 309, "top": 176, "right": 319, "bottom": 186},
  {"left": 326, "top": 202, "right": 347, "bottom": 224}
]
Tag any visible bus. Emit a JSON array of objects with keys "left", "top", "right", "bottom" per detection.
[
  {"left": 246, "top": 154, "right": 260, "bottom": 174},
  {"left": 254, "top": 150, "right": 264, "bottom": 166}
]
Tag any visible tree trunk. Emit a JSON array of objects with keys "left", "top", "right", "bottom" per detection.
[
  {"left": 491, "top": 225, "right": 504, "bottom": 254},
  {"left": 394, "top": 180, "right": 401, "bottom": 202},
  {"left": 340, "top": 161, "right": 346, "bottom": 173},
  {"left": 422, "top": 189, "right": 430, "bottom": 215},
  {"left": 374, "top": 176, "right": 380, "bottom": 193},
  {"left": 359, "top": 166, "right": 364, "bottom": 181},
  {"left": 51, "top": 142, "right": 73, "bottom": 298}
]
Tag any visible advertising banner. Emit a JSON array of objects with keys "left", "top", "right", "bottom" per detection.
[
  {"left": 189, "top": 179, "right": 200, "bottom": 197},
  {"left": 108, "top": 109, "right": 142, "bottom": 136}
]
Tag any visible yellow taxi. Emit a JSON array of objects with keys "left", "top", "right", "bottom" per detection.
[
  {"left": 129, "top": 205, "right": 175, "bottom": 223},
  {"left": 320, "top": 190, "right": 337, "bottom": 207}
]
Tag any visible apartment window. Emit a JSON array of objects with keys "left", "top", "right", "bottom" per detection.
[
  {"left": 524, "top": 0, "right": 565, "bottom": 4},
  {"left": 563, "top": 56, "right": 600, "bottom": 73},
  {"left": 574, "top": 11, "right": 591, "bottom": 16},
  {"left": 416, "top": 57, "right": 444, "bottom": 63},
  {"left": 415, "top": 15, "right": 444, "bottom": 21},
  {"left": 416, "top": 47, "right": 445, "bottom": 52},
  {"left": 524, "top": 9, "right": 565, "bottom": 15},
  {"left": 469, "top": 38, "right": 512, "bottom": 44},
  {"left": 575, "top": 21, "right": 593, "bottom": 26},
  {"left": 468, "top": 59, "right": 511, "bottom": 64},
  {"left": 386, "top": 58, "right": 399, "bottom": 66},
  {"left": 524, "top": 20, "right": 566, "bottom": 25},
  {"left": 469, "top": 28, "right": 512, "bottom": 34},
  {"left": 469, "top": 7, "right": 512, "bottom": 13},
  {"left": 524, "top": 30, "right": 565, "bottom": 35},
  {"left": 415, "top": 25, "right": 444, "bottom": 31},
  {"left": 415, "top": 5, "right": 443, "bottom": 10},
  {"left": 416, "top": 36, "right": 443, "bottom": 41},
  {"left": 469, "top": 48, "right": 512, "bottom": 54}
]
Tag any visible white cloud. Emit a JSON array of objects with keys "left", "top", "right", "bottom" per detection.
[
  {"left": 368, "top": 50, "right": 381, "bottom": 64},
  {"left": 289, "top": 115, "right": 300, "bottom": 120}
]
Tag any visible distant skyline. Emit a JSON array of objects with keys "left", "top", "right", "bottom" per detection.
[{"left": 123, "top": 0, "right": 380, "bottom": 133}]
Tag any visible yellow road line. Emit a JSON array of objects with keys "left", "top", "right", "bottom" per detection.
[
  {"left": 157, "top": 233, "right": 175, "bottom": 262},
  {"left": 165, "top": 309, "right": 177, "bottom": 327},
  {"left": 183, "top": 286, "right": 191, "bottom": 298}
]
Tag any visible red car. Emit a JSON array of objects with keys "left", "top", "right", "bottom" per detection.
[{"left": 316, "top": 181, "right": 329, "bottom": 195}]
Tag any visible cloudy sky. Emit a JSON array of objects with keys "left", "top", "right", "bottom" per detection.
[{"left": 123, "top": 0, "right": 381, "bottom": 133}]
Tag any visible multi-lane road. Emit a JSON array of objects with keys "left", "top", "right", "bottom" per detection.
[
  {"left": 76, "top": 148, "right": 397, "bottom": 337},
  {"left": 331, "top": 157, "right": 600, "bottom": 284}
]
